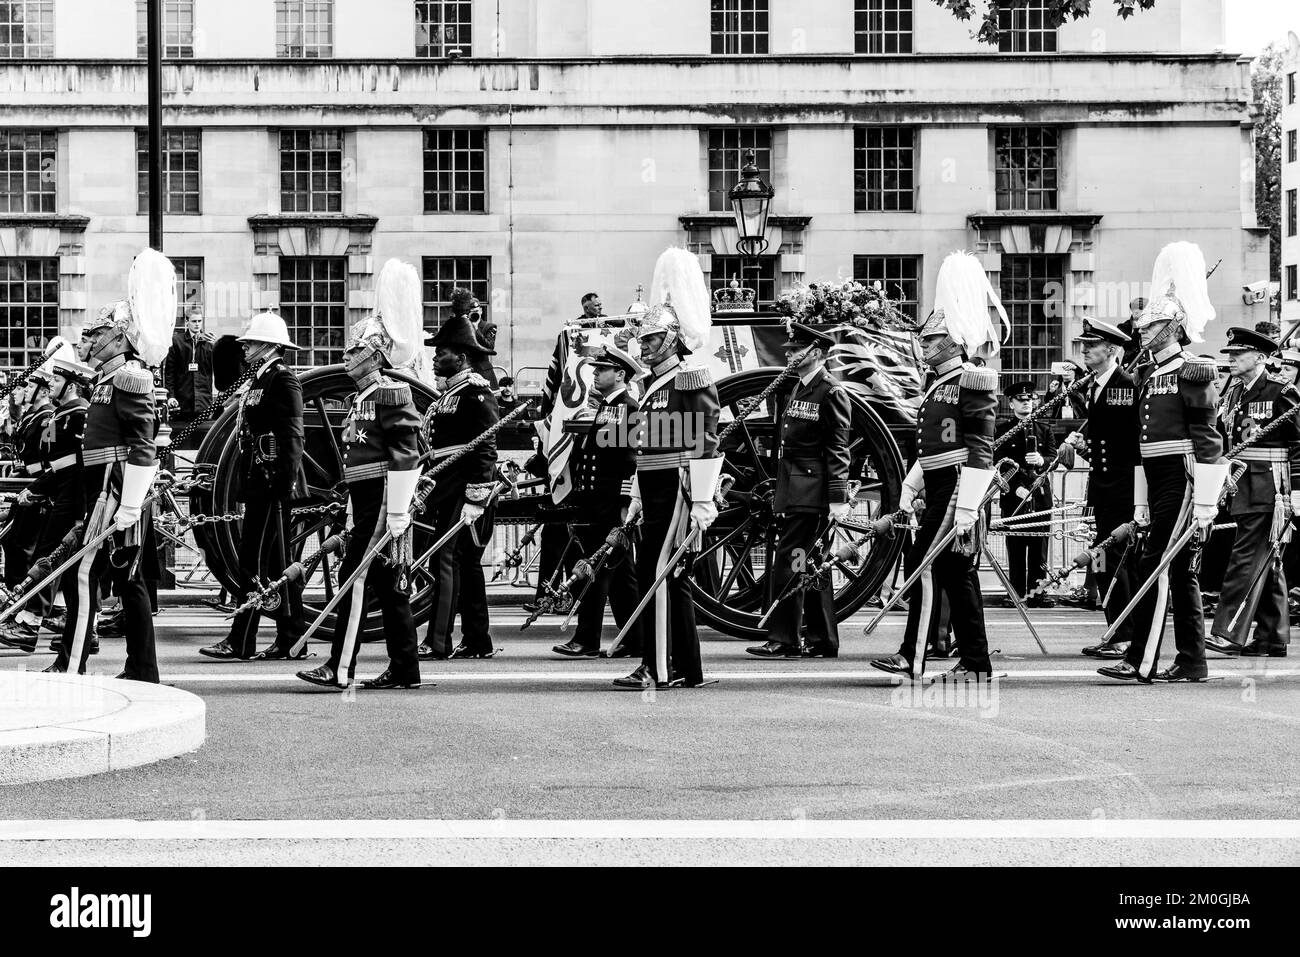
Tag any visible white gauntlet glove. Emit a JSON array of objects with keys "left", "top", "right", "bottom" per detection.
[
  {"left": 114, "top": 463, "right": 156, "bottom": 531},
  {"left": 386, "top": 512, "right": 411, "bottom": 537},
  {"left": 829, "top": 502, "right": 851, "bottom": 522},
  {"left": 460, "top": 502, "right": 485, "bottom": 526},
  {"left": 953, "top": 466, "right": 994, "bottom": 537},
  {"left": 1291, "top": 491, "right": 1300, "bottom": 517},
  {"left": 690, "top": 500, "right": 718, "bottom": 532},
  {"left": 1133, "top": 466, "right": 1150, "bottom": 527},
  {"left": 899, "top": 461, "right": 924, "bottom": 515},
  {"left": 1192, "top": 461, "right": 1230, "bottom": 533},
  {"left": 624, "top": 495, "right": 643, "bottom": 524}
]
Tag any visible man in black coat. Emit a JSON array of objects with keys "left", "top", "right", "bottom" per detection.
[
  {"left": 1067, "top": 319, "right": 1141, "bottom": 658},
  {"left": 748, "top": 323, "right": 853, "bottom": 658},
  {"left": 551, "top": 342, "right": 644, "bottom": 658},
  {"left": 995, "top": 381, "right": 1062, "bottom": 606},
  {"left": 199, "top": 313, "right": 307, "bottom": 661},
  {"left": 164, "top": 309, "right": 215, "bottom": 423}
]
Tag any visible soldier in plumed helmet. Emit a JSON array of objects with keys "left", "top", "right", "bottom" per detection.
[
  {"left": 199, "top": 311, "right": 307, "bottom": 662},
  {"left": 47, "top": 249, "right": 176, "bottom": 680},
  {"left": 417, "top": 304, "right": 501, "bottom": 661},
  {"left": 298, "top": 260, "right": 425, "bottom": 690},
  {"left": 613, "top": 248, "right": 722, "bottom": 690},
  {"left": 1203, "top": 326, "right": 1299, "bottom": 658},
  {"left": 1098, "top": 242, "right": 1225, "bottom": 683},
  {"left": 870, "top": 251, "right": 1004, "bottom": 682},
  {"left": 747, "top": 321, "right": 852, "bottom": 659}
]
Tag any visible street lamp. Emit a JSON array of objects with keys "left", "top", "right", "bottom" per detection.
[{"left": 728, "top": 149, "right": 774, "bottom": 260}]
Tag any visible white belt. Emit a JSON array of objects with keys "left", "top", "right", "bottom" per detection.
[
  {"left": 82, "top": 445, "right": 128, "bottom": 466},
  {"left": 636, "top": 451, "right": 691, "bottom": 471},
  {"left": 919, "top": 448, "right": 968, "bottom": 471},
  {"left": 23, "top": 461, "right": 41, "bottom": 475},
  {"left": 1139, "top": 439, "right": 1193, "bottom": 458},
  {"left": 50, "top": 453, "right": 78, "bottom": 472},
  {"left": 343, "top": 462, "right": 388, "bottom": 483},
  {"left": 1237, "top": 448, "right": 1289, "bottom": 463}
]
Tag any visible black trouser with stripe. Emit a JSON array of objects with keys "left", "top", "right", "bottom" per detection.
[
  {"left": 767, "top": 511, "right": 838, "bottom": 650},
  {"left": 635, "top": 469, "right": 702, "bottom": 685},
  {"left": 1123, "top": 456, "right": 1206, "bottom": 679},
  {"left": 1211, "top": 511, "right": 1288, "bottom": 650},
  {"left": 55, "top": 464, "right": 157, "bottom": 681},
  {"left": 422, "top": 494, "right": 495, "bottom": 656},
  {"left": 226, "top": 494, "right": 305, "bottom": 658},
  {"left": 1088, "top": 493, "right": 1136, "bottom": 643},
  {"left": 4, "top": 498, "right": 51, "bottom": 621},
  {"left": 570, "top": 506, "right": 642, "bottom": 654},
  {"left": 326, "top": 478, "right": 418, "bottom": 681},
  {"left": 896, "top": 466, "right": 990, "bottom": 673}
]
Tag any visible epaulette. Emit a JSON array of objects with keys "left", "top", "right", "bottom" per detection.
[
  {"left": 960, "top": 364, "right": 998, "bottom": 392},
  {"left": 466, "top": 372, "right": 490, "bottom": 389},
  {"left": 374, "top": 377, "right": 413, "bottom": 406},
  {"left": 1178, "top": 356, "right": 1216, "bottom": 384},
  {"left": 1268, "top": 372, "right": 1289, "bottom": 385},
  {"left": 674, "top": 366, "right": 714, "bottom": 391},
  {"left": 113, "top": 363, "right": 155, "bottom": 395}
]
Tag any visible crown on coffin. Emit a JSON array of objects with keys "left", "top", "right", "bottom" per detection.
[{"left": 712, "top": 279, "right": 757, "bottom": 314}]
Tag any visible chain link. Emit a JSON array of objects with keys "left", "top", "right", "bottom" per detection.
[
  {"left": 290, "top": 502, "right": 346, "bottom": 519},
  {"left": 163, "top": 511, "right": 244, "bottom": 532}
]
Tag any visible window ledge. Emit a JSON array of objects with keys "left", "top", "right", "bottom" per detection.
[
  {"left": 968, "top": 212, "right": 1102, "bottom": 228},
  {"left": 247, "top": 213, "right": 378, "bottom": 230},
  {"left": 679, "top": 214, "right": 812, "bottom": 231},
  {"left": 0, "top": 214, "right": 90, "bottom": 230}
]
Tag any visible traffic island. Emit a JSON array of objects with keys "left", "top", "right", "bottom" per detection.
[{"left": 0, "top": 671, "right": 205, "bottom": 785}]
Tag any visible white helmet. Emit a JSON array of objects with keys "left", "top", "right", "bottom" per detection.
[{"left": 238, "top": 312, "right": 297, "bottom": 348}]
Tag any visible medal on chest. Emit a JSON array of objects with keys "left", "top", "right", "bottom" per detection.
[
  {"left": 91, "top": 385, "right": 113, "bottom": 405},
  {"left": 1148, "top": 374, "right": 1178, "bottom": 397},
  {"left": 786, "top": 399, "right": 819, "bottom": 421},
  {"left": 1108, "top": 388, "right": 1134, "bottom": 406},
  {"left": 243, "top": 388, "right": 263, "bottom": 409}
]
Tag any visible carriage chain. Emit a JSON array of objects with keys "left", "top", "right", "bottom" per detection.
[
  {"left": 161, "top": 510, "right": 245, "bottom": 532},
  {"left": 290, "top": 502, "right": 346, "bottom": 520}
]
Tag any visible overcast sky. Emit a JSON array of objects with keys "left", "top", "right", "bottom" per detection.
[{"left": 1225, "top": 0, "right": 1295, "bottom": 57}]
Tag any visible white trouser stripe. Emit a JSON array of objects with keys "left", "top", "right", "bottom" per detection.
[
  {"left": 337, "top": 487, "right": 390, "bottom": 686},
  {"left": 1138, "top": 487, "right": 1193, "bottom": 678}
]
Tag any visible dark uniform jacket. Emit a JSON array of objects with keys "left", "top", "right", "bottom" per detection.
[
  {"left": 915, "top": 363, "right": 997, "bottom": 474},
  {"left": 235, "top": 356, "right": 306, "bottom": 502},
  {"left": 773, "top": 366, "right": 852, "bottom": 514},
  {"left": 1079, "top": 365, "right": 1140, "bottom": 505},
  {"left": 340, "top": 376, "right": 422, "bottom": 487},
  {"left": 563, "top": 385, "right": 638, "bottom": 511},
  {"left": 83, "top": 356, "right": 157, "bottom": 470},
  {"left": 1217, "top": 368, "right": 1300, "bottom": 516},
  {"left": 632, "top": 357, "right": 720, "bottom": 488},
  {"left": 164, "top": 330, "right": 215, "bottom": 418},
  {"left": 994, "top": 417, "right": 1057, "bottom": 515},
  {"left": 1135, "top": 350, "right": 1221, "bottom": 466},
  {"left": 29, "top": 397, "right": 87, "bottom": 498},
  {"left": 424, "top": 369, "right": 499, "bottom": 506},
  {"left": 16, "top": 403, "right": 53, "bottom": 481}
]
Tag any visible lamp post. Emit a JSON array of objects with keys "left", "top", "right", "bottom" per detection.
[{"left": 727, "top": 149, "right": 774, "bottom": 260}]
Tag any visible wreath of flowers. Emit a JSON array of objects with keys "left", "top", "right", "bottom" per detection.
[{"left": 775, "top": 279, "right": 916, "bottom": 333}]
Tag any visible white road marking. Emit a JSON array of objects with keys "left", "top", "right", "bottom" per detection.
[{"left": 1, "top": 819, "right": 1299, "bottom": 841}]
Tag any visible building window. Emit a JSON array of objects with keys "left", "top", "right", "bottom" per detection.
[
  {"left": 1290, "top": 130, "right": 1298, "bottom": 165},
  {"left": 423, "top": 129, "right": 486, "bottom": 213},
  {"left": 1288, "top": 265, "right": 1298, "bottom": 302},
  {"left": 0, "top": 1, "right": 53, "bottom": 58},
  {"left": 710, "top": 0, "right": 768, "bottom": 55},
  {"left": 997, "top": 0, "right": 1057, "bottom": 53},
  {"left": 709, "top": 255, "right": 777, "bottom": 309},
  {"left": 853, "top": 255, "right": 921, "bottom": 322},
  {"left": 855, "top": 0, "right": 913, "bottom": 54},
  {"left": 136, "top": 0, "right": 195, "bottom": 58},
  {"left": 172, "top": 257, "right": 204, "bottom": 325},
  {"left": 996, "top": 126, "right": 1059, "bottom": 212},
  {"left": 279, "top": 129, "right": 343, "bottom": 213},
  {"left": 276, "top": 0, "right": 333, "bottom": 58},
  {"left": 708, "top": 128, "right": 772, "bottom": 213},
  {"left": 136, "top": 129, "right": 201, "bottom": 215},
  {"left": 1290, "top": 73, "right": 1296, "bottom": 105},
  {"left": 280, "top": 257, "right": 346, "bottom": 366},
  {"left": 415, "top": 0, "right": 471, "bottom": 57},
  {"left": 1000, "top": 255, "right": 1066, "bottom": 396},
  {"left": 422, "top": 257, "right": 491, "bottom": 327},
  {"left": 0, "top": 257, "right": 58, "bottom": 371},
  {"left": 0, "top": 130, "right": 56, "bottom": 213},
  {"left": 854, "top": 127, "right": 915, "bottom": 212},
  {"left": 1289, "top": 190, "right": 1298, "bottom": 239}
]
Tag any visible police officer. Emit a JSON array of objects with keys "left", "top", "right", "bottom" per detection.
[
  {"left": 298, "top": 260, "right": 424, "bottom": 690},
  {"left": 551, "top": 341, "right": 644, "bottom": 659},
  {"left": 1099, "top": 242, "right": 1225, "bottom": 684},
  {"left": 871, "top": 252, "right": 1001, "bottom": 681},
  {"left": 1066, "top": 319, "right": 1141, "bottom": 659},
  {"left": 614, "top": 248, "right": 721, "bottom": 690},
  {"left": 1204, "top": 327, "right": 1298, "bottom": 658},
  {"left": 0, "top": 361, "right": 57, "bottom": 649},
  {"left": 995, "top": 380, "right": 1062, "bottom": 606},
  {"left": 418, "top": 311, "right": 501, "bottom": 660},
  {"left": 48, "top": 250, "right": 175, "bottom": 680},
  {"left": 199, "top": 312, "right": 307, "bottom": 661},
  {"left": 748, "top": 322, "right": 852, "bottom": 659}
]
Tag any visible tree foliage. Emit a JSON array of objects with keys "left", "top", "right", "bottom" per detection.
[
  {"left": 933, "top": 0, "right": 1158, "bottom": 45},
  {"left": 1252, "top": 43, "right": 1286, "bottom": 281}
]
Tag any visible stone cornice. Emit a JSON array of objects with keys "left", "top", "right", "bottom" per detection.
[
  {"left": 680, "top": 215, "right": 811, "bottom": 232},
  {"left": 0, "top": 214, "right": 91, "bottom": 230},
  {"left": 247, "top": 213, "right": 378, "bottom": 230}
]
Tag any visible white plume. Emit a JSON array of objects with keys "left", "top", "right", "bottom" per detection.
[
  {"left": 1149, "top": 242, "right": 1215, "bottom": 343},
  {"left": 932, "top": 251, "right": 1007, "bottom": 357},
  {"left": 126, "top": 248, "right": 178, "bottom": 368},
  {"left": 650, "top": 248, "right": 712, "bottom": 360},
  {"left": 375, "top": 258, "right": 423, "bottom": 370}
]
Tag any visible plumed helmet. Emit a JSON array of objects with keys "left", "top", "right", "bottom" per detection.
[
  {"left": 347, "top": 259, "right": 424, "bottom": 367},
  {"left": 645, "top": 248, "right": 712, "bottom": 360},
  {"left": 126, "top": 248, "right": 179, "bottom": 368},
  {"left": 1137, "top": 242, "right": 1215, "bottom": 343},
  {"left": 928, "top": 251, "right": 1008, "bottom": 356}
]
